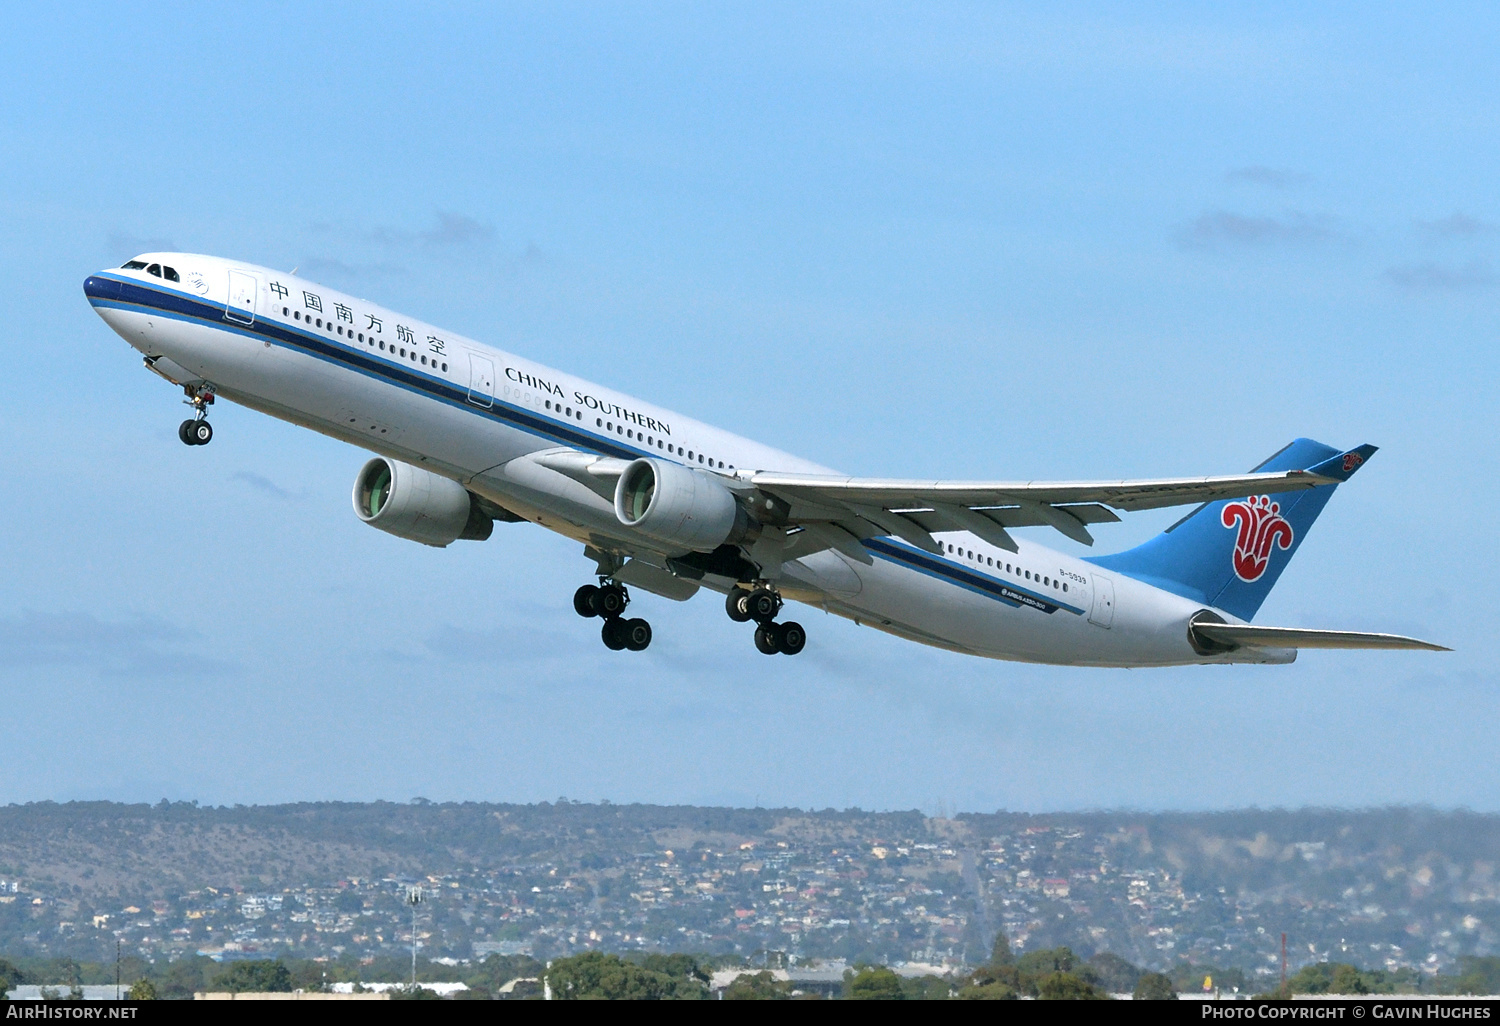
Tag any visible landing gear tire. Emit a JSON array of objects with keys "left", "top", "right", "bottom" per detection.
[
  {"left": 622, "top": 618, "right": 652, "bottom": 652},
  {"left": 775, "top": 621, "right": 806, "bottom": 656},
  {"left": 725, "top": 588, "right": 753, "bottom": 623},
  {"left": 597, "top": 584, "right": 629, "bottom": 619},
  {"left": 574, "top": 584, "right": 600, "bottom": 618},
  {"left": 754, "top": 625, "right": 781, "bottom": 655},
  {"left": 179, "top": 420, "right": 196, "bottom": 445},
  {"left": 185, "top": 420, "right": 212, "bottom": 445},
  {"left": 602, "top": 616, "right": 651, "bottom": 652},
  {"left": 746, "top": 588, "right": 780, "bottom": 624}
]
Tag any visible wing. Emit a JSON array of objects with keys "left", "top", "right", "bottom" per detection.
[
  {"left": 1190, "top": 622, "right": 1449, "bottom": 652},
  {"left": 531, "top": 448, "right": 1337, "bottom": 563},
  {"left": 749, "top": 467, "right": 1336, "bottom": 555}
]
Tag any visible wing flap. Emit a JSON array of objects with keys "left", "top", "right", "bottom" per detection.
[{"left": 1191, "top": 622, "right": 1449, "bottom": 652}]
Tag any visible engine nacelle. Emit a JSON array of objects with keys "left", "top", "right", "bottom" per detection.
[
  {"left": 353, "top": 457, "right": 493, "bottom": 548},
  {"left": 614, "top": 458, "right": 750, "bottom": 554}
]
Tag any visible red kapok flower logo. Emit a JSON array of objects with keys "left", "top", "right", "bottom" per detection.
[{"left": 1221, "top": 495, "right": 1294, "bottom": 582}]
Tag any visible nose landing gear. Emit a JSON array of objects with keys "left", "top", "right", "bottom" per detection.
[
  {"left": 574, "top": 582, "right": 651, "bottom": 652},
  {"left": 178, "top": 386, "right": 215, "bottom": 446},
  {"left": 727, "top": 585, "right": 806, "bottom": 656}
]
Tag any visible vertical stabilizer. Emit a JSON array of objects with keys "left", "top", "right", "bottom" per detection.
[{"left": 1084, "top": 439, "right": 1376, "bottom": 621}]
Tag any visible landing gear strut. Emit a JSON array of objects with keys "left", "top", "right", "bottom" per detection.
[
  {"left": 574, "top": 582, "right": 651, "bottom": 652},
  {"left": 727, "top": 585, "right": 805, "bottom": 656},
  {"left": 178, "top": 386, "right": 215, "bottom": 446}
]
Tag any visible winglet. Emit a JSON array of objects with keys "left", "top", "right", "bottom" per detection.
[{"left": 1307, "top": 444, "right": 1378, "bottom": 483}]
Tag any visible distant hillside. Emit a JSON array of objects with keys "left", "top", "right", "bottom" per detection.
[{"left": 0, "top": 800, "right": 921, "bottom": 898}]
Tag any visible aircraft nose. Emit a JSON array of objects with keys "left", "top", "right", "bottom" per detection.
[{"left": 83, "top": 274, "right": 119, "bottom": 303}]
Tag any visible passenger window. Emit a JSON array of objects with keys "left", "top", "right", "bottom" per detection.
[
  {"left": 1062, "top": 583, "right": 1068, "bottom": 592},
  {"left": 147, "top": 264, "right": 162, "bottom": 277},
  {"left": 122, "top": 260, "right": 147, "bottom": 269},
  {"left": 163, "top": 266, "right": 180, "bottom": 282}
]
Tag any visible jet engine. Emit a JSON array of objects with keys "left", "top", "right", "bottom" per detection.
[
  {"left": 352, "top": 457, "right": 493, "bottom": 547},
  {"left": 613, "top": 458, "right": 752, "bottom": 553}
]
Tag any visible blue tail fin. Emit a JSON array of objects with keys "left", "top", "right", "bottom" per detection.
[{"left": 1084, "top": 439, "right": 1376, "bottom": 621}]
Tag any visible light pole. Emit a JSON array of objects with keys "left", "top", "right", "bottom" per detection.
[{"left": 407, "top": 886, "right": 423, "bottom": 989}]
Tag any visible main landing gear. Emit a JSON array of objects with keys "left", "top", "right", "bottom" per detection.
[
  {"left": 726, "top": 585, "right": 806, "bottom": 656},
  {"left": 178, "top": 386, "right": 215, "bottom": 446},
  {"left": 574, "top": 582, "right": 652, "bottom": 652}
]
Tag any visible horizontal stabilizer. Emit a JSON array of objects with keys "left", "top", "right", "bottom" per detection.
[{"left": 1190, "top": 622, "right": 1449, "bottom": 652}]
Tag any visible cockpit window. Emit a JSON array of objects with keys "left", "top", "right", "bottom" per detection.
[
  {"left": 147, "top": 263, "right": 162, "bottom": 278},
  {"left": 163, "top": 266, "right": 180, "bottom": 282},
  {"left": 122, "top": 260, "right": 147, "bottom": 270}
]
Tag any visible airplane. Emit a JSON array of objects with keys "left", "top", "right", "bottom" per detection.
[{"left": 84, "top": 253, "right": 1445, "bottom": 666}]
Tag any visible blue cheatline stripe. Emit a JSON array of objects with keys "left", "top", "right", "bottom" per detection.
[
  {"left": 87, "top": 273, "right": 660, "bottom": 463},
  {"left": 862, "top": 537, "right": 1086, "bottom": 616}
]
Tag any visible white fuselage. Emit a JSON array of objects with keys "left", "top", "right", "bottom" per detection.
[{"left": 86, "top": 254, "right": 1286, "bottom": 667}]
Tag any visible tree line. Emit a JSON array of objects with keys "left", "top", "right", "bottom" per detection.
[{"left": 5, "top": 942, "right": 1498, "bottom": 999}]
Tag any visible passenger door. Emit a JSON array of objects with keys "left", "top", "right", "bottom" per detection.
[
  {"left": 225, "top": 270, "right": 258, "bottom": 325},
  {"left": 1088, "top": 574, "right": 1115, "bottom": 628},
  {"left": 467, "top": 354, "right": 495, "bottom": 408}
]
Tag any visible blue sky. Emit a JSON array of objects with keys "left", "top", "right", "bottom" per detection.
[{"left": 1, "top": 3, "right": 1495, "bottom": 812}]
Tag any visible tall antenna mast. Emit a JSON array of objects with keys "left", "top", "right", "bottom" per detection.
[{"left": 407, "top": 885, "right": 424, "bottom": 989}]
